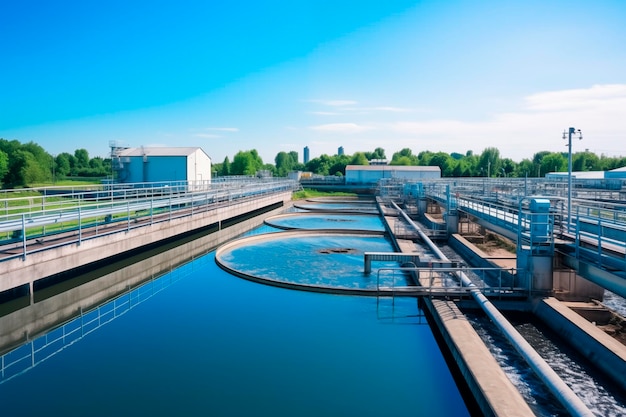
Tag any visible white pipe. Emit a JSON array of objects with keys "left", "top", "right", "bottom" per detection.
[{"left": 391, "top": 201, "right": 594, "bottom": 417}]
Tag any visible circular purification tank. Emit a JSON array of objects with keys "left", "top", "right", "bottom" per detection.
[
  {"left": 215, "top": 230, "right": 413, "bottom": 294},
  {"left": 264, "top": 212, "right": 386, "bottom": 232},
  {"left": 293, "top": 198, "right": 379, "bottom": 214}
]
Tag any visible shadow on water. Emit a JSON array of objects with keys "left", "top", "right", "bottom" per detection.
[{"left": 0, "top": 219, "right": 470, "bottom": 417}]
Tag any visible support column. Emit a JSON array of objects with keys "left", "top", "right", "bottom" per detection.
[{"left": 517, "top": 198, "right": 554, "bottom": 295}]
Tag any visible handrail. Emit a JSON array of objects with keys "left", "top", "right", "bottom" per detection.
[
  {"left": 0, "top": 179, "right": 298, "bottom": 261},
  {"left": 375, "top": 266, "right": 523, "bottom": 299}
]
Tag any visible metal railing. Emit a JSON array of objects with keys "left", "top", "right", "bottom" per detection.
[
  {"left": 375, "top": 266, "right": 527, "bottom": 299},
  {"left": 573, "top": 208, "right": 626, "bottom": 271},
  {"left": 0, "top": 179, "right": 298, "bottom": 261}
]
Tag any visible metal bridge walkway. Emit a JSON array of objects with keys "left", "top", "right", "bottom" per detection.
[{"left": 423, "top": 187, "right": 626, "bottom": 298}]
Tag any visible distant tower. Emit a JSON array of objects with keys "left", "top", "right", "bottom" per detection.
[
  {"left": 338, "top": 146, "right": 344, "bottom": 156},
  {"left": 304, "top": 146, "right": 310, "bottom": 164}
]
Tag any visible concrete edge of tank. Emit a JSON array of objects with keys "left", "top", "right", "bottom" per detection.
[
  {"left": 421, "top": 297, "right": 535, "bottom": 417},
  {"left": 214, "top": 230, "right": 388, "bottom": 296},
  {"left": 534, "top": 296, "right": 626, "bottom": 392}
]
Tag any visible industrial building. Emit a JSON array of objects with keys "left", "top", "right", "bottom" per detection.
[
  {"left": 345, "top": 165, "right": 441, "bottom": 185},
  {"left": 112, "top": 147, "right": 212, "bottom": 184},
  {"left": 545, "top": 167, "right": 626, "bottom": 190}
]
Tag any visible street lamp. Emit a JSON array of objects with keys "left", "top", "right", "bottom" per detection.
[{"left": 562, "top": 127, "right": 582, "bottom": 233}]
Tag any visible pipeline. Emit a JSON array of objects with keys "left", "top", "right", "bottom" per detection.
[{"left": 391, "top": 201, "right": 594, "bottom": 417}]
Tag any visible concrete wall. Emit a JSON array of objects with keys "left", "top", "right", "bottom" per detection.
[
  {"left": 0, "top": 201, "right": 287, "bottom": 354},
  {"left": 422, "top": 298, "right": 533, "bottom": 417},
  {"left": 448, "top": 234, "right": 518, "bottom": 287},
  {"left": 533, "top": 297, "right": 626, "bottom": 391},
  {"left": 553, "top": 269, "right": 605, "bottom": 301},
  {"left": 1, "top": 192, "right": 292, "bottom": 294}
]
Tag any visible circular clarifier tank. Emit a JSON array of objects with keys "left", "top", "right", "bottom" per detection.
[
  {"left": 293, "top": 199, "right": 379, "bottom": 214},
  {"left": 264, "top": 212, "right": 386, "bottom": 232},
  {"left": 215, "top": 230, "right": 411, "bottom": 294}
]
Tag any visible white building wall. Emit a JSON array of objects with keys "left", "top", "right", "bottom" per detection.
[
  {"left": 186, "top": 148, "right": 212, "bottom": 184},
  {"left": 345, "top": 166, "right": 441, "bottom": 184}
]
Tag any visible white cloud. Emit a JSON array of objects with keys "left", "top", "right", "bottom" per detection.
[
  {"left": 371, "top": 106, "right": 414, "bottom": 113},
  {"left": 193, "top": 133, "right": 221, "bottom": 138},
  {"left": 525, "top": 84, "right": 626, "bottom": 112},
  {"left": 204, "top": 127, "right": 239, "bottom": 132},
  {"left": 306, "top": 100, "right": 416, "bottom": 116},
  {"left": 309, "top": 84, "right": 626, "bottom": 159},
  {"left": 309, "top": 111, "right": 342, "bottom": 116},
  {"left": 309, "top": 123, "right": 373, "bottom": 133},
  {"left": 308, "top": 99, "right": 358, "bottom": 107}
]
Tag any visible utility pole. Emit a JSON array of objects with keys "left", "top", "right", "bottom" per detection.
[{"left": 563, "top": 127, "right": 582, "bottom": 233}]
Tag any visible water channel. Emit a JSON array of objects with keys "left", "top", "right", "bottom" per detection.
[
  {"left": 0, "top": 205, "right": 470, "bottom": 416},
  {"left": 5, "top": 198, "right": 624, "bottom": 416}
]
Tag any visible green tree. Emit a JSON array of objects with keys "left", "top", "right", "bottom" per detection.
[
  {"left": 500, "top": 158, "right": 516, "bottom": 177},
  {"left": 452, "top": 159, "right": 469, "bottom": 177},
  {"left": 275, "top": 151, "right": 295, "bottom": 176},
  {"left": 55, "top": 153, "right": 72, "bottom": 177},
  {"left": 0, "top": 139, "right": 22, "bottom": 157},
  {"left": 365, "top": 147, "right": 386, "bottom": 160},
  {"left": 429, "top": 152, "right": 455, "bottom": 176},
  {"left": 305, "top": 154, "right": 333, "bottom": 175},
  {"left": 573, "top": 151, "right": 600, "bottom": 171},
  {"left": 463, "top": 152, "right": 480, "bottom": 176},
  {"left": 515, "top": 159, "right": 535, "bottom": 178},
  {"left": 328, "top": 154, "right": 351, "bottom": 176},
  {"left": 231, "top": 150, "right": 263, "bottom": 175},
  {"left": 479, "top": 148, "right": 501, "bottom": 177},
  {"left": 220, "top": 156, "right": 231, "bottom": 176},
  {"left": 0, "top": 150, "right": 8, "bottom": 185},
  {"left": 417, "top": 151, "right": 435, "bottom": 166},
  {"left": 600, "top": 155, "right": 626, "bottom": 171},
  {"left": 391, "top": 156, "right": 413, "bottom": 166},
  {"left": 541, "top": 152, "right": 566, "bottom": 174},
  {"left": 532, "top": 151, "right": 550, "bottom": 177},
  {"left": 6, "top": 150, "right": 48, "bottom": 186},
  {"left": 350, "top": 152, "right": 369, "bottom": 166},
  {"left": 74, "top": 149, "right": 90, "bottom": 169},
  {"left": 89, "top": 156, "right": 104, "bottom": 170},
  {"left": 391, "top": 148, "right": 417, "bottom": 165}
]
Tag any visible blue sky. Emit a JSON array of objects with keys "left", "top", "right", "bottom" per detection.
[{"left": 1, "top": 0, "right": 625, "bottom": 164}]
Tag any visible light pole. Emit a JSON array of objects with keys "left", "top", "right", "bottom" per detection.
[{"left": 563, "top": 127, "right": 582, "bottom": 232}]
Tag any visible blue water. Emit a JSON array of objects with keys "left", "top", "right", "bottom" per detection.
[
  {"left": 0, "top": 250, "right": 469, "bottom": 417},
  {"left": 218, "top": 233, "right": 412, "bottom": 289},
  {"left": 294, "top": 203, "right": 379, "bottom": 213},
  {"left": 265, "top": 213, "right": 386, "bottom": 232}
]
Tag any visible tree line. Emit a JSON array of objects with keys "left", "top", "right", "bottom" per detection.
[
  {"left": 0, "top": 139, "right": 110, "bottom": 187},
  {"left": 2, "top": 137, "right": 626, "bottom": 188},
  {"left": 214, "top": 147, "right": 626, "bottom": 178}
]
